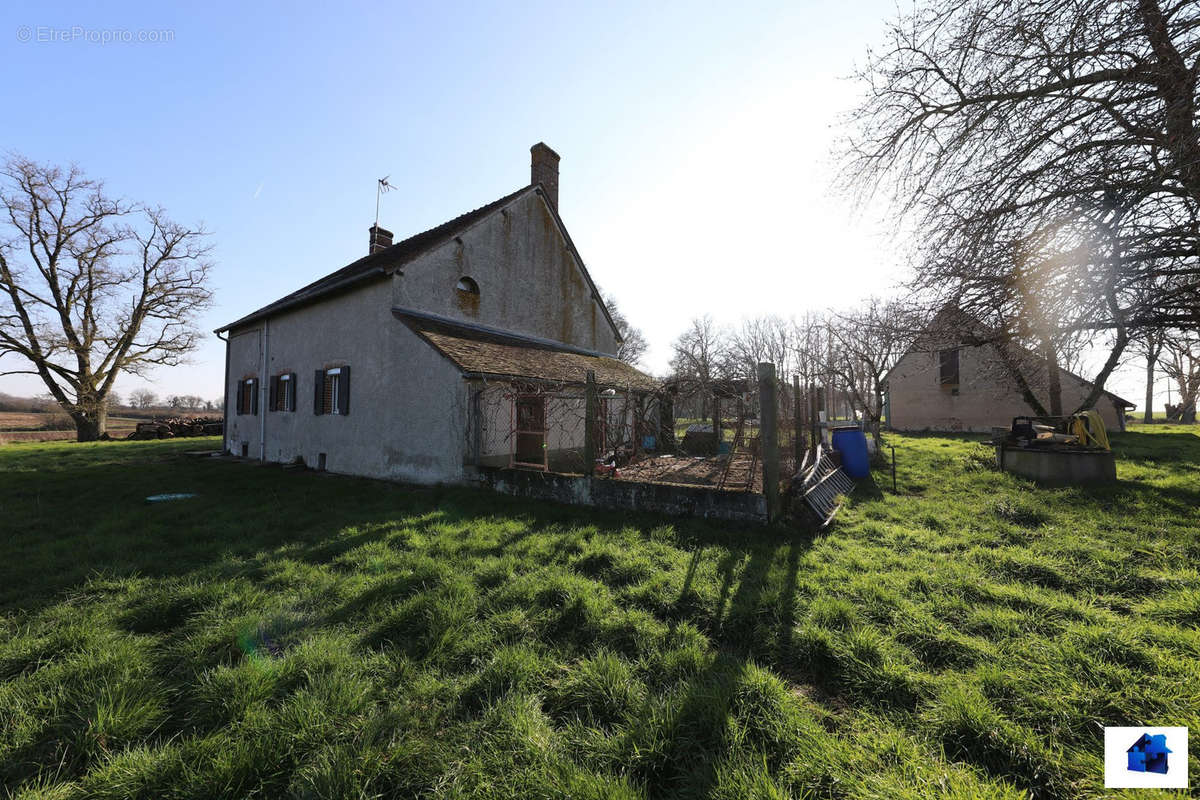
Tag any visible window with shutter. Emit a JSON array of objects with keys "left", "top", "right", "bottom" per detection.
[
  {"left": 271, "top": 373, "right": 295, "bottom": 412},
  {"left": 337, "top": 366, "right": 350, "bottom": 415},
  {"left": 320, "top": 367, "right": 351, "bottom": 416},
  {"left": 237, "top": 378, "right": 258, "bottom": 415},
  {"left": 325, "top": 370, "right": 337, "bottom": 414}
]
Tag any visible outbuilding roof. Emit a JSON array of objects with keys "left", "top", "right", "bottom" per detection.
[{"left": 394, "top": 308, "right": 659, "bottom": 393}]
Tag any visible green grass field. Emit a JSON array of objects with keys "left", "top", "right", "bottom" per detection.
[{"left": 2, "top": 429, "right": 1198, "bottom": 798}]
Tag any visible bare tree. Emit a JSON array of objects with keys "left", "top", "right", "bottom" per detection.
[
  {"left": 164, "top": 394, "right": 204, "bottom": 412},
  {"left": 728, "top": 315, "right": 794, "bottom": 383},
  {"left": 0, "top": 156, "right": 213, "bottom": 440},
  {"left": 601, "top": 291, "right": 649, "bottom": 366},
  {"left": 1131, "top": 329, "right": 1167, "bottom": 423},
  {"left": 1160, "top": 329, "right": 1199, "bottom": 422},
  {"left": 825, "top": 298, "right": 920, "bottom": 448},
  {"left": 790, "top": 312, "right": 831, "bottom": 396},
  {"left": 843, "top": 0, "right": 1200, "bottom": 412},
  {"left": 669, "top": 315, "right": 731, "bottom": 431},
  {"left": 130, "top": 388, "right": 158, "bottom": 409}
]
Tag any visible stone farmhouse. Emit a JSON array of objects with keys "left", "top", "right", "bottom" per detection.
[
  {"left": 885, "top": 309, "right": 1134, "bottom": 433},
  {"left": 217, "top": 144, "right": 659, "bottom": 483}
]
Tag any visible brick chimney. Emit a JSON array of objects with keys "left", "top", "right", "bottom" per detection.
[
  {"left": 369, "top": 224, "right": 393, "bottom": 254},
  {"left": 530, "top": 142, "right": 560, "bottom": 210}
]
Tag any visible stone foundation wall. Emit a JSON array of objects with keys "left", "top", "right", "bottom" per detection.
[{"left": 475, "top": 467, "right": 767, "bottom": 524}]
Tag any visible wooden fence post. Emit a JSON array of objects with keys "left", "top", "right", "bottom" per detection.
[
  {"left": 712, "top": 394, "right": 720, "bottom": 455},
  {"left": 759, "top": 362, "right": 780, "bottom": 522},
  {"left": 659, "top": 391, "right": 676, "bottom": 453},
  {"left": 809, "top": 381, "right": 819, "bottom": 461},
  {"left": 792, "top": 373, "right": 803, "bottom": 469},
  {"left": 584, "top": 371, "right": 597, "bottom": 475}
]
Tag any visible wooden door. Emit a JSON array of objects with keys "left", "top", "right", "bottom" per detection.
[{"left": 513, "top": 395, "right": 547, "bottom": 468}]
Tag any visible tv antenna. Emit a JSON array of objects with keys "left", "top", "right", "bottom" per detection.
[{"left": 375, "top": 176, "right": 393, "bottom": 228}]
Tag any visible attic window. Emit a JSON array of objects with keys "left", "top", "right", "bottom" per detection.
[{"left": 455, "top": 277, "right": 480, "bottom": 315}]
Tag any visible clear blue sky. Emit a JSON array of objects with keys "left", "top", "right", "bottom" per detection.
[{"left": 0, "top": 0, "right": 1161, "bottom": 408}]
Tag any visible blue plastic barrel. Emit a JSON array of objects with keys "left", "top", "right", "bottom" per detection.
[{"left": 831, "top": 427, "right": 870, "bottom": 479}]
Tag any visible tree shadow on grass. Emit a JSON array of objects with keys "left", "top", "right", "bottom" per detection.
[
  {"left": 4, "top": 453, "right": 801, "bottom": 615},
  {"left": 1072, "top": 478, "right": 1200, "bottom": 520},
  {"left": 1111, "top": 429, "right": 1200, "bottom": 462},
  {"left": 1, "top": 445, "right": 850, "bottom": 798},
  {"left": 632, "top": 531, "right": 821, "bottom": 796}
]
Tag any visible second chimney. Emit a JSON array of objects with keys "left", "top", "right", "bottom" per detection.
[
  {"left": 530, "top": 142, "right": 560, "bottom": 210},
  {"left": 369, "top": 224, "right": 393, "bottom": 254}
]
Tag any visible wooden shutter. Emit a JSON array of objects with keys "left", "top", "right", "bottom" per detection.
[
  {"left": 314, "top": 370, "right": 325, "bottom": 414},
  {"left": 337, "top": 366, "right": 351, "bottom": 416},
  {"left": 287, "top": 373, "right": 297, "bottom": 412},
  {"left": 250, "top": 379, "right": 259, "bottom": 415},
  {"left": 939, "top": 349, "right": 960, "bottom": 386},
  {"left": 269, "top": 375, "right": 280, "bottom": 411},
  {"left": 235, "top": 381, "right": 243, "bottom": 416}
]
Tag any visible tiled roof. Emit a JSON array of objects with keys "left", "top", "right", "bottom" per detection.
[
  {"left": 216, "top": 186, "right": 535, "bottom": 332},
  {"left": 396, "top": 310, "right": 659, "bottom": 393}
]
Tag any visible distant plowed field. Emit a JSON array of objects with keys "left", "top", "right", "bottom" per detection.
[{"left": 0, "top": 411, "right": 139, "bottom": 441}]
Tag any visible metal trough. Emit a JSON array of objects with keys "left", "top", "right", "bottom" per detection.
[{"left": 996, "top": 445, "right": 1116, "bottom": 486}]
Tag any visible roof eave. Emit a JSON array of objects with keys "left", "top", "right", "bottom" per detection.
[
  {"left": 459, "top": 370, "right": 656, "bottom": 392},
  {"left": 215, "top": 266, "right": 389, "bottom": 333},
  {"left": 392, "top": 306, "right": 617, "bottom": 359}
]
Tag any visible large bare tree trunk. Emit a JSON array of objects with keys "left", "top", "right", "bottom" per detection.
[
  {"left": 1137, "top": 0, "right": 1200, "bottom": 207},
  {"left": 1145, "top": 350, "right": 1156, "bottom": 423},
  {"left": 74, "top": 405, "right": 107, "bottom": 442},
  {"left": 992, "top": 340, "right": 1048, "bottom": 416},
  {"left": 1042, "top": 339, "right": 1063, "bottom": 416}
]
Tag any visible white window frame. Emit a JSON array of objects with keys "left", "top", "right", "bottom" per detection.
[
  {"left": 327, "top": 368, "right": 342, "bottom": 415},
  {"left": 242, "top": 378, "right": 257, "bottom": 415},
  {"left": 278, "top": 373, "right": 294, "bottom": 412}
]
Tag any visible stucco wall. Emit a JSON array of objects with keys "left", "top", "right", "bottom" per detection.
[
  {"left": 225, "top": 280, "right": 468, "bottom": 483},
  {"left": 887, "top": 344, "right": 1128, "bottom": 433},
  {"left": 393, "top": 191, "right": 620, "bottom": 354},
  {"left": 222, "top": 188, "right": 629, "bottom": 483}
]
